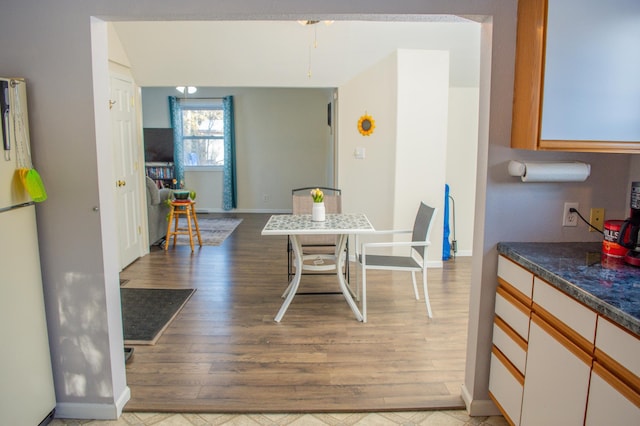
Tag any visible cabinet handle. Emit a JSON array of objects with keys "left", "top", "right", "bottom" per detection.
[
  {"left": 594, "top": 348, "right": 640, "bottom": 395},
  {"left": 492, "top": 345, "right": 525, "bottom": 385},
  {"left": 531, "top": 313, "right": 592, "bottom": 365},
  {"left": 497, "top": 284, "right": 532, "bottom": 314},
  {"left": 495, "top": 316, "right": 528, "bottom": 352},
  {"left": 592, "top": 362, "right": 640, "bottom": 408},
  {"left": 532, "top": 303, "right": 595, "bottom": 355}
]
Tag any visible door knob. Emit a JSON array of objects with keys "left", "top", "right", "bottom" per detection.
[{"left": 116, "top": 180, "right": 126, "bottom": 187}]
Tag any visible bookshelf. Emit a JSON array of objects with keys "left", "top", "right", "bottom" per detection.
[{"left": 145, "top": 162, "right": 174, "bottom": 188}]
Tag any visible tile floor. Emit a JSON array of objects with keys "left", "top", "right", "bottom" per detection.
[{"left": 50, "top": 410, "right": 508, "bottom": 425}]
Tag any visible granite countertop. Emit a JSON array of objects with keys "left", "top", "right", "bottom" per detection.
[{"left": 497, "top": 242, "right": 640, "bottom": 336}]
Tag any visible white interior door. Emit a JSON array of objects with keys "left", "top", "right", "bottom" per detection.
[{"left": 110, "top": 74, "right": 142, "bottom": 270}]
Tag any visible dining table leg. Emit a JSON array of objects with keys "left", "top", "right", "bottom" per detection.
[
  {"left": 335, "top": 234, "right": 364, "bottom": 322},
  {"left": 275, "top": 234, "right": 303, "bottom": 322}
]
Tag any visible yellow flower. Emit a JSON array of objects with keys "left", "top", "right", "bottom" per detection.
[
  {"left": 310, "top": 188, "right": 324, "bottom": 203},
  {"left": 357, "top": 114, "right": 375, "bottom": 136}
]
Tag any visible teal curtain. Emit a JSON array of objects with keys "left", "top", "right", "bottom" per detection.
[
  {"left": 168, "top": 96, "right": 184, "bottom": 187},
  {"left": 222, "top": 96, "right": 237, "bottom": 210}
]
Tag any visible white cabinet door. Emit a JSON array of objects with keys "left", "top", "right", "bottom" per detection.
[
  {"left": 532, "top": 277, "right": 597, "bottom": 344},
  {"left": 498, "top": 256, "right": 534, "bottom": 300},
  {"left": 595, "top": 317, "right": 640, "bottom": 379},
  {"left": 520, "top": 315, "right": 591, "bottom": 426},
  {"left": 489, "top": 348, "right": 524, "bottom": 426},
  {"left": 585, "top": 363, "right": 640, "bottom": 425}
]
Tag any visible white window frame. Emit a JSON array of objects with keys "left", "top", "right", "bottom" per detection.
[{"left": 180, "top": 98, "right": 225, "bottom": 171}]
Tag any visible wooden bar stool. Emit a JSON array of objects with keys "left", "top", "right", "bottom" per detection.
[{"left": 165, "top": 200, "right": 202, "bottom": 251}]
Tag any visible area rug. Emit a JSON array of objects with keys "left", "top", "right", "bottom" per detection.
[
  {"left": 173, "top": 217, "right": 242, "bottom": 246},
  {"left": 121, "top": 288, "right": 195, "bottom": 345}
]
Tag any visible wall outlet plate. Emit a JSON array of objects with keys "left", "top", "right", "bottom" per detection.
[
  {"left": 563, "top": 202, "right": 579, "bottom": 227},
  {"left": 589, "top": 208, "right": 605, "bottom": 232}
]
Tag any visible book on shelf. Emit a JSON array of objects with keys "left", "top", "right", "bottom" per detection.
[{"left": 145, "top": 162, "right": 174, "bottom": 181}]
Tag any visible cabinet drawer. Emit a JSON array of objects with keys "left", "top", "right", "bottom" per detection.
[
  {"left": 498, "top": 256, "right": 534, "bottom": 301},
  {"left": 495, "top": 286, "right": 531, "bottom": 341},
  {"left": 585, "top": 362, "right": 640, "bottom": 425},
  {"left": 532, "top": 277, "right": 597, "bottom": 346},
  {"left": 489, "top": 347, "right": 524, "bottom": 426},
  {"left": 493, "top": 317, "right": 528, "bottom": 374},
  {"left": 595, "top": 317, "right": 640, "bottom": 380}
]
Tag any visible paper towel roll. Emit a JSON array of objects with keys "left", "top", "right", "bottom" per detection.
[{"left": 508, "top": 161, "right": 591, "bottom": 182}]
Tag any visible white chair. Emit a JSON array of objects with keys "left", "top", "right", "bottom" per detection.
[{"left": 358, "top": 202, "right": 437, "bottom": 322}]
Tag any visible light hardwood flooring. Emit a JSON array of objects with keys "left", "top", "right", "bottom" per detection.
[{"left": 119, "top": 213, "right": 472, "bottom": 414}]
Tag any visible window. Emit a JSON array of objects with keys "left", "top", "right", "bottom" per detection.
[{"left": 181, "top": 100, "right": 224, "bottom": 167}]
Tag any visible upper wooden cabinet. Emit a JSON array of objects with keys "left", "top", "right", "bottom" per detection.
[{"left": 511, "top": 0, "right": 640, "bottom": 153}]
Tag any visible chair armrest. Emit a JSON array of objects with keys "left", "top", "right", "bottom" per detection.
[
  {"left": 361, "top": 240, "right": 431, "bottom": 256},
  {"left": 353, "top": 230, "right": 412, "bottom": 254},
  {"left": 369, "top": 229, "right": 412, "bottom": 235},
  {"left": 362, "top": 240, "right": 431, "bottom": 249}
]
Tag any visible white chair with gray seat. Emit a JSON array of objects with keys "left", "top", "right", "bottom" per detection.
[{"left": 357, "top": 202, "right": 437, "bottom": 322}]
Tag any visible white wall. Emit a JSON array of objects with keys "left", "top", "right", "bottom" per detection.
[
  {"left": 446, "top": 87, "right": 479, "bottom": 257},
  {"left": 338, "top": 52, "right": 398, "bottom": 228},
  {"left": 394, "top": 49, "right": 449, "bottom": 264},
  {"left": 112, "top": 20, "right": 481, "bottom": 89},
  {"left": 141, "top": 87, "right": 334, "bottom": 212},
  {"left": 338, "top": 49, "right": 449, "bottom": 265}
]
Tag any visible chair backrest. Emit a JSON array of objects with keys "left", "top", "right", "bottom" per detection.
[
  {"left": 292, "top": 187, "right": 342, "bottom": 246},
  {"left": 292, "top": 187, "right": 342, "bottom": 215},
  {"left": 411, "top": 202, "right": 437, "bottom": 259}
]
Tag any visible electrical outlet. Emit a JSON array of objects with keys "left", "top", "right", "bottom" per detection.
[
  {"left": 563, "top": 202, "right": 579, "bottom": 227},
  {"left": 589, "top": 208, "right": 605, "bottom": 232},
  {"left": 262, "top": 194, "right": 270, "bottom": 203}
]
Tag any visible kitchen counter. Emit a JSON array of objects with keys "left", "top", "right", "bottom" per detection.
[{"left": 497, "top": 242, "right": 640, "bottom": 336}]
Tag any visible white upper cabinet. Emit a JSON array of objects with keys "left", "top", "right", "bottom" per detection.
[{"left": 511, "top": 0, "right": 640, "bottom": 152}]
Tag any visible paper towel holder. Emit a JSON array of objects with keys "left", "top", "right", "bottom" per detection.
[{"left": 508, "top": 160, "right": 591, "bottom": 182}]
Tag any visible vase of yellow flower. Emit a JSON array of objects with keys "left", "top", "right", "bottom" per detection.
[{"left": 310, "top": 188, "right": 325, "bottom": 221}]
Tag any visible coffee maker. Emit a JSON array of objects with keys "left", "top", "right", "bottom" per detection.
[{"left": 616, "top": 181, "right": 640, "bottom": 266}]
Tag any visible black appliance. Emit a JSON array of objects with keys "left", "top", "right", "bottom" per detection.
[{"left": 616, "top": 181, "right": 640, "bottom": 266}]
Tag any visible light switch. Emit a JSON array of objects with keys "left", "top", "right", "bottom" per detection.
[{"left": 354, "top": 147, "right": 365, "bottom": 159}]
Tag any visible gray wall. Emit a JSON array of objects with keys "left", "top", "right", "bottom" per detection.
[
  {"left": 0, "top": 0, "right": 635, "bottom": 419},
  {"left": 142, "top": 87, "right": 334, "bottom": 211}
]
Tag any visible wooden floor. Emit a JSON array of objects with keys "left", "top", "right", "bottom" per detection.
[{"left": 120, "top": 213, "right": 471, "bottom": 413}]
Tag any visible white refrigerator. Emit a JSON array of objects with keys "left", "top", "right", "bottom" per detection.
[{"left": 0, "top": 77, "right": 56, "bottom": 425}]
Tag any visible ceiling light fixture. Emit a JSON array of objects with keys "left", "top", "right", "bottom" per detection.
[
  {"left": 297, "top": 20, "right": 334, "bottom": 26},
  {"left": 176, "top": 86, "right": 197, "bottom": 94},
  {"left": 297, "top": 20, "right": 334, "bottom": 78}
]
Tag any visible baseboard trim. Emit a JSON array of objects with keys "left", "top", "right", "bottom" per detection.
[
  {"left": 195, "top": 208, "right": 290, "bottom": 214},
  {"left": 115, "top": 386, "right": 131, "bottom": 417},
  {"left": 460, "top": 384, "right": 501, "bottom": 417},
  {"left": 55, "top": 386, "right": 130, "bottom": 420}
]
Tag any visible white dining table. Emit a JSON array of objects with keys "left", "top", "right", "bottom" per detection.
[{"left": 261, "top": 212, "right": 375, "bottom": 322}]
